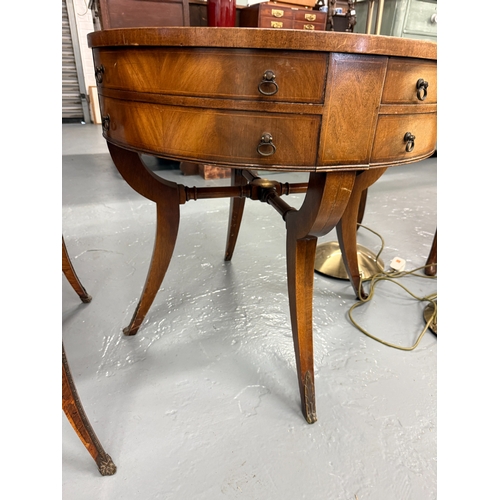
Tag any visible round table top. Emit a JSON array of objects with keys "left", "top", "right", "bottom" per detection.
[{"left": 88, "top": 27, "right": 437, "bottom": 61}]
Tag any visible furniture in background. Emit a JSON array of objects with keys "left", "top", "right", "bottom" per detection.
[
  {"left": 63, "top": 238, "right": 117, "bottom": 476},
  {"left": 88, "top": 27, "right": 436, "bottom": 425},
  {"left": 95, "top": 0, "right": 190, "bottom": 28},
  {"left": 353, "top": 0, "right": 437, "bottom": 41},
  {"left": 325, "top": 0, "right": 357, "bottom": 32},
  {"left": 240, "top": 2, "right": 328, "bottom": 31}
]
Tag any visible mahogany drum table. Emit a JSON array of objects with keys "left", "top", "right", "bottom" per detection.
[{"left": 88, "top": 27, "right": 437, "bottom": 424}]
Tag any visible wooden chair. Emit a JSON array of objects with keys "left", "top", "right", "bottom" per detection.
[{"left": 63, "top": 238, "right": 117, "bottom": 476}]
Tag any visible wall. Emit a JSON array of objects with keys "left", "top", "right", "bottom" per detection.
[{"left": 68, "top": 0, "right": 96, "bottom": 98}]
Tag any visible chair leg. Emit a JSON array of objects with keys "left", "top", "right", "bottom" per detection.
[
  {"left": 62, "top": 238, "right": 92, "bottom": 303},
  {"left": 62, "top": 344, "right": 117, "bottom": 476}
]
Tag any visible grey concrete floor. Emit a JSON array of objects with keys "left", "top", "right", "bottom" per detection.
[{"left": 62, "top": 123, "right": 437, "bottom": 499}]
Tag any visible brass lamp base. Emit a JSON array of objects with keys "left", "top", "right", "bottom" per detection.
[
  {"left": 314, "top": 241, "right": 384, "bottom": 280},
  {"left": 423, "top": 301, "right": 437, "bottom": 335}
]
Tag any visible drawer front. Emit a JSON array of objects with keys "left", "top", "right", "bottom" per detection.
[
  {"left": 293, "top": 21, "right": 326, "bottom": 31},
  {"left": 258, "top": 5, "right": 294, "bottom": 19},
  {"left": 259, "top": 16, "right": 294, "bottom": 29},
  {"left": 382, "top": 58, "right": 437, "bottom": 104},
  {"left": 404, "top": 0, "right": 437, "bottom": 37},
  {"left": 371, "top": 113, "right": 437, "bottom": 163},
  {"left": 100, "top": 96, "right": 321, "bottom": 167},
  {"left": 294, "top": 10, "right": 327, "bottom": 24},
  {"left": 94, "top": 48, "right": 327, "bottom": 104}
]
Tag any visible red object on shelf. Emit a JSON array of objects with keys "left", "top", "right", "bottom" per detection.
[{"left": 207, "top": 0, "right": 236, "bottom": 27}]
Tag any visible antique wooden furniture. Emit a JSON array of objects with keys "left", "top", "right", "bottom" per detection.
[
  {"left": 240, "top": 3, "right": 328, "bottom": 31},
  {"left": 88, "top": 27, "right": 436, "bottom": 424},
  {"left": 354, "top": 0, "right": 437, "bottom": 41},
  {"left": 63, "top": 238, "right": 116, "bottom": 475},
  {"left": 95, "top": 0, "right": 190, "bottom": 28}
]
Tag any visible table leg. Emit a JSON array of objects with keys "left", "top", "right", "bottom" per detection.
[
  {"left": 63, "top": 237, "right": 92, "bottom": 303},
  {"left": 224, "top": 168, "right": 247, "bottom": 261},
  {"left": 336, "top": 168, "right": 387, "bottom": 300},
  {"left": 425, "top": 230, "right": 437, "bottom": 276},
  {"left": 285, "top": 171, "right": 356, "bottom": 423},
  {"left": 357, "top": 188, "right": 368, "bottom": 227},
  {"left": 107, "top": 143, "right": 181, "bottom": 336},
  {"left": 63, "top": 344, "right": 117, "bottom": 476}
]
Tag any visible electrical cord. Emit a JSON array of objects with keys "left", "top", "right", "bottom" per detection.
[{"left": 347, "top": 225, "right": 437, "bottom": 351}]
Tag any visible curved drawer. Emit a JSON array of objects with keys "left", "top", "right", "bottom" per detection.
[
  {"left": 371, "top": 113, "right": 437, "bottom": 163},
  {"left": 382, "top": 58, "right": 437, "bottom": 104},
  {"left": 100, "top": 96, "right": 321, "bottom": 167},
  {"left": 94, "top": 48, "right": 328, "bottom": 104}
]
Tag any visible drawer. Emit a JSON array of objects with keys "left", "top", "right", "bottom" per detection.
[
  {"left": 258, "top": 5, "right": 294, "bottom": 19},
  {"left": 100, "top": 96, "right": 321, "bottom": 167},
  {"left": 294, "top": 10, "right": 326, "bottom": 23},
  {"left": 259, "top": 17, "right": 294, "bottom": 29},
  {"left": 293, "top": 21, "right": 325, "bottom": 31},
  {"left": 371, "top": 113, "right": 437, "bottom": 163},
  {"left": 382, "top": 58, "right": 437, "bottom": 104},
  {"left": 94, "top": 48, "right": 327, "bottom": 104},
  {"left": 404, "top": 0, "right": 437, "bottom": 37}
]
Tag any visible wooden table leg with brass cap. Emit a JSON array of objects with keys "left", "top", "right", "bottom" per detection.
[
  {"left": 63, "top": 345, "right": 117, "bottom": 476},
  {"left": 285, "top": 171, "right": 356, "bottom": 423}
]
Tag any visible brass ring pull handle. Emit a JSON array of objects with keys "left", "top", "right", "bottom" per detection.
[
  {"left": 102, "top": 114, "right": 110, "bottom": 131},
  {"left": 416, "top": 78, "right": 428, "bottom": 101},
  {"left": 257, "top": 133, "right": 276, "bottom": 156},
  {"left": 258, "top": 70, "right": 279, "bottom": 96},
  {"left": 404, "top": 132, "right": 415, "bottom": 152},
  {"left": 95, "top": 65, "right": 105, "bottom": 84}
]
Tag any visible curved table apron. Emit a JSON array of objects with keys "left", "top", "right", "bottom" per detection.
[{"left": 88, "top": 27, "right": 437, "bottom": 424}]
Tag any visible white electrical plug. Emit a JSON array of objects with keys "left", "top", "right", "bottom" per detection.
[{"left": 389, "top": 257, "right": 406, "bottom": 272}]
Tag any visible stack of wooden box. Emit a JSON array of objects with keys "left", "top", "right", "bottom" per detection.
[{"left": 240, "top": 0, "right": 328, "bottom": 31}]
